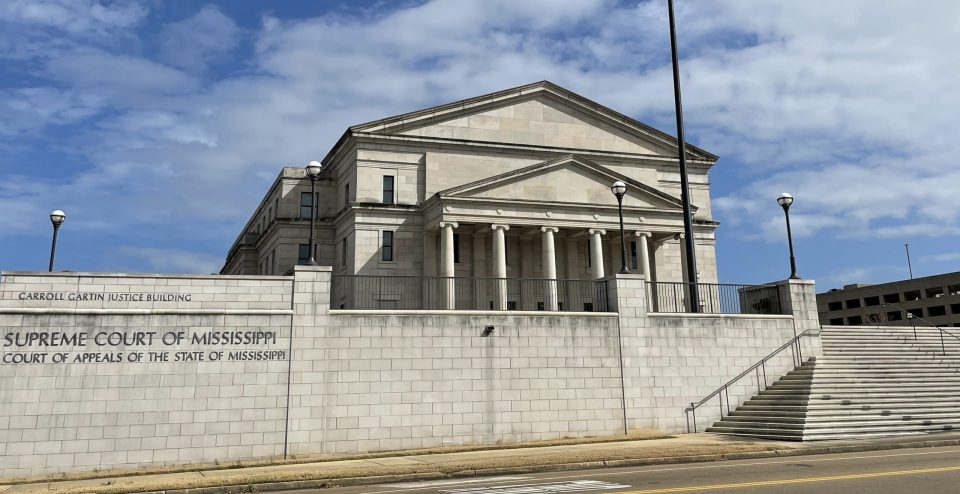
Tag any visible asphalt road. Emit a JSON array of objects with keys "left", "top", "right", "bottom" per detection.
[{"left": 295, "top": 445, "right": 960, "bottom": 494}]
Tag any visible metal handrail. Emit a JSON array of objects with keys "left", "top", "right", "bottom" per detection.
[
  {"left": 881, "top": 302, "right": 960, "bottom": 356},
  {"left": 684, "top": 328, "right": 817, "bottom": 433}
]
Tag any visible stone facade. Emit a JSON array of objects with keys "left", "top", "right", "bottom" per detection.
[
  {"left": 0, "top": 268, "right": 820, "bottom": 478},
  {"left": 222, "top": 82, "right": 721, "bottom": 308}
]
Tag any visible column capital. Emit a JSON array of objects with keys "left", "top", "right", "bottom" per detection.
[
  {"left": 673, "top": 232, "right": 685, "bottom": 240},
  {"left": 633, "top": 231, "right": 652, "bottom": 238},
  {"left": 491, "top": 224, "right": 510, "bottom": 232},
  {"left": 540, "top": 226, "right": 559, "bottom": 234},
  {"left": 439, "top": 221, "right": 458, "bottom": 229},
  {"left": 588, "top": 228, "right": 606, "bottom": 236}
]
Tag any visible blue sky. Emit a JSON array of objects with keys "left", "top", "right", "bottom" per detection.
[{"left": 1, "top": 0, "right": 958, "bottom": 289}]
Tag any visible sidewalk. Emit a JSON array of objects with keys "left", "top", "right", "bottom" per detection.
[{"left": 3, "top": 431, "right": 960, "bottom": 494}]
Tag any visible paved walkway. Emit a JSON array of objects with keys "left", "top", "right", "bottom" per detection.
[{"left": 3, "top": 432, "right": 960, "bottom": 494}]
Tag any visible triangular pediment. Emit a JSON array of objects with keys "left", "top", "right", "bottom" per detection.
[
  {"left": 350, "top": 81, "right": 716, "bottom": 161},
  {"left": 438, "top": 155, "right": 688, "bottom": 211}
]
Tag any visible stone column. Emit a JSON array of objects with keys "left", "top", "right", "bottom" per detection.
[
  {"left": 491, "top": 224, "right": 509, "bottom": 310},
  {"left": 440, "top": 222, "right": 458, "bottom": 309},
  {"left": 635, "top": 232, "right": 652, "bottom": 308},
  {"left": 541, "top": 227, "right": 559, "bottom": 311},
  {"left": 589, "top": 229, "right": 606, "bottom": 279}
]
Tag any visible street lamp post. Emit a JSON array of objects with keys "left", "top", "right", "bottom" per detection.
[
  {"left": 777, "top": 193, "right": 800, "bottom": 279},
  {"left": 611, "top": 180, "right": 629, "bottom": 274},
  {"left": 305, "top": 161, "right": 323, "bottom": 265},
  {"left": 48, "top": 210, "right": 66, "bottom": 272}
]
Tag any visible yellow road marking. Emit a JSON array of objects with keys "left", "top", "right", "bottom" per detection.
[{"left": 620, "top": 464, "right": 960, "bottom": 493}]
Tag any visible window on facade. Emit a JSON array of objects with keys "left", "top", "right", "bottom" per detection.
[
  {"left": 951, "top": 303, "right": 960, "bottom": 314},
  {"left": 928, "top": 305, "right": 947, "bottom": 317},
  {"left": 883, "top": 293, "right": 901, "bottom": 303},
  {"left": 908, "top": 308, "right": 923, "bottom": 318},
  {"left": 827, "top": 301, "right": 842, "bottom": 311},
  {"left": 583, "top": 302, "right": 594, "bottom": 312},
  {"left": 829, "top": 318, "right": 844, "bottom": 325},
  {"left": 297, "top": 244, "right": 310, "bottom": 265},
  {"left": 845, "top": 299, "right": 861, "bottom": 309},
  {"left": 949, "top": 285, "right": 960, "bottom": 296},
  {"left": 537, "top": 302, "right": 545, "bottom": 311},
  {"left": 344, "top": 183, "right": 350, "bottom": 209},
  {"left": 887, "top": 311, "right": 903, "bottom": 321},
  {"left": 341, "top": 238, "right": 347, "bottom": 267},
  {"left": 382, "top": 231, "right": 394, "bottom": 262},
  {"left": 847, "top": 315, "right": 863, "bottom": 325},
  {"left": 382, "top": 176, "right": 395, "bottom": 205},
  {"left": 926, "top": 287, "right": 945, "bottom": 298},
  {"left": 586, "top": 239, "right": 591, "bottom": 267},
  {"left": 864, "top": 296, "right": 880, "bottom": 306},
  {"left": 453, "top": 233, "right": 461, "bottom": 263},
  {"left": 905, "top": 290, "right": 921, "bottom": 301},
  {"left": 630, "top": 241, "right": 638, "bottom": 269},
  {"left": 507, "top": 301, "right": 517, "bottom": 310},
  {"left": 275, "top": 198, "right": 279, "bottom": 219},
  {"left": 300, "top": 192, "right": 313, "bottom": 219}
]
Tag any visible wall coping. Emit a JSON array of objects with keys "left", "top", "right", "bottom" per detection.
[
  {"left": 0, "top": 271, "right": 293, "bottom": 281},
  {"left": 648, "top": 312, "right": 793, "bottom": 320},
  {"left": 0, "top": 308, "right": 294, "bottom": 316},
  {"left": 330, "top": 309, "right": 619, "bottom": 317}
]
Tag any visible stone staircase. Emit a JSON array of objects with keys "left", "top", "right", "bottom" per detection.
[{"left": 706, "top": 325, "right": 960, "bottom": 440}]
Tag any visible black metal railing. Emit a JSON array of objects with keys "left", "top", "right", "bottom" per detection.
[
  {"left": 685, "top": 329, "right": 817, "bottom": 433},
  {"left": 648, "top": 281, "right": 784, "bottom": 315},
  {"left": 882, "top": 302, "right": 960, "bottom": 356},
  {"left": 331, "top": 275, "right": 609, "bottom": 312}
]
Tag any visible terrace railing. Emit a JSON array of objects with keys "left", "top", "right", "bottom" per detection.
[
  {"left": 331, "top": 275, "right": 609, "bottom": 312},
  {"left": 649, "top": 281, "right": 784, "bottom": 315}
]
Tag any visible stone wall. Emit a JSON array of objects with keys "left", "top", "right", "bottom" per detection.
[{"left": 0, "top": 267, "right": 821, "bottom": 478}]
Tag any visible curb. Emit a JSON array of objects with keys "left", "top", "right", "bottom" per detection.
[{"left": 135, "top": 438, "right": 960, "bottom": 494}]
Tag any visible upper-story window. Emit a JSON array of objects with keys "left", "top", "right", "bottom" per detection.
[
  {"left": 300, "top": 192, "right": 313, "bottom": 219},
  {"left": 383, "top": 176, "right": 395, "bottom": 205},
  {"left": 297, "top": 244, "right": 310, "bottom": 265},
  {"left": 344, "top": 183, "right": 350, "bottom": 209},
  {"left": 382, "top": 231, "right": 394, "bottom": 262}
]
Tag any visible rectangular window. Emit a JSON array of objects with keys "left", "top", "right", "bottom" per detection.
[
  {"left": 949, "top": 285, "right": 960, "bottom": 296},
  {"left": 382, "top": 176, "right": 395, "bottom": 204},
  {"left": 507, "top": 301, "right": 517, "bottom": 311},
  {"left": 926, "top": 287, "right": 944, "bottom": 298},
  {"left": 827, "top": 301, "right": 843, "bottom": 311},
  {"left": 908, "top": 308, "right": 923, "bottom": 318},
  {"left": 382, "top": 231, "right": 394, "bottom": 262},
  {"left": 586, "top": 239, "right": 591, "bottom": 267},
  {"left": 300, "top": 192, "right": 312, "bottom": 219},
  {"left": 847, "top": 315, "right": 863, "bottom": 325},
  {"left": 864, "top": 296, "right": 880, "bottom": 306},
  {"left": 341, "top": 238, "right": 347, "bottom": 267},
  {"left": 951, "top": 303, "right": 960, "bottom": 314},
  {"left": 630, "top": 241, "right": 638, "bottom": 269},
  {"left": 929, "top": 305, "right": 947, "bottom": 317},
  {"left": 453, "top": 233, "right": 461, "bottom": 263},
  {"left": 344, "top": 183, "right": 350, "bottom": 209},
  {"left": 905, "top": 290, "right": 921, "bottom": 301},
  {"left": 583, "top": 302, "right": 594, "bottom": 312},
  {"left": 883, "top": 293, "right": 901, "bottom": 303},
  {"left": 829, "top": 318, "right": 844, "bottom": 325},
  {"left": 845, "top": 299, "right": 861, "bottom": 309},
  {"left": 887, "top": 311, "right": 903, "bottom": 321},
  {"left": 297, "top": 244, "right": 310, "bottom": 265}
]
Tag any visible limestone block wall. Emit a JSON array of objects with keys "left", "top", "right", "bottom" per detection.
[
  {"left": 0, "top": 272, "right": 294, "bottom": 478},
  {"left": 287, "top": 310, "right": 624, "bottom": 454},
  {"left": 0, "top": 267, "right": 821, "bottom": 478}
]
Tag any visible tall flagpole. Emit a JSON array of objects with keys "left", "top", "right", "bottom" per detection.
[{"left": 667, "top": 0, "right": 700, "bottom": 312}]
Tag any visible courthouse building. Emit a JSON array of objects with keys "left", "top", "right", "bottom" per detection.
[{"left": 222, "top": 81, "right": 721, "bottom": 311}]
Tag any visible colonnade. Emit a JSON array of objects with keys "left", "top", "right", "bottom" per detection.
[{"left": 436, "top": 222, "right": 665, "bottom": 310}]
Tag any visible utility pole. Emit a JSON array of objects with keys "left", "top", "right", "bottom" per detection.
[{"left": 904, "top": 243, "right": 914, "bottom": 279}]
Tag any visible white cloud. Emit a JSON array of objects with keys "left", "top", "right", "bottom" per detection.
[
  {"left": 0, "top": 0, "right": 147, "bottom": 35},
  {"left": 116, "top": 246, "right": 223, "bottom": 274},
  {"left": 1, "top": 0, "right": 960, "bottom": 275},
  {"left": 159, "top": 5, "right": 239, "bottom": 72}
]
